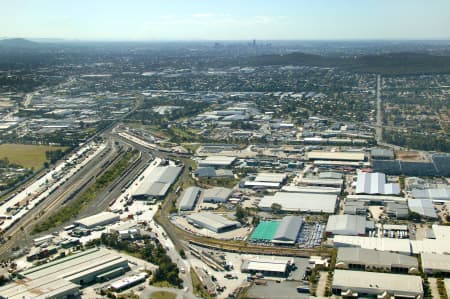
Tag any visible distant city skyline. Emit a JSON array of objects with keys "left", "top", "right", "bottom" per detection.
[{"left": 1, "top": 0, "right": 450, "bottom": 41}]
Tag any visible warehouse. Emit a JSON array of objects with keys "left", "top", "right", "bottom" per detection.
[
  {"left": 0, "top": 248, "right": 129, "bottom": 299},
  {"left": 258, "top": 192, "right": 337, "bottom": 214},
  {"left": 408, "top": 198, "right": 438, "bottom": 219},
  {"left": 250, "top": 221, "right": 280, "bottom": 242},
  {"left": 355, "top": 172, "right": 400, "bottom": 195},
  {"left": 179, "top": 186, "right": 201, "bottom": 211},
  {"left": 336, "top": 247, "right": 419, "bottom": 274},
  {"left": 421, "top": 253, "right": 450, "bottom": 275},
  {"left": 370, "top": 148, "right": 394, "bottom": 160},
  {"left": 241, "top": 257, "right": 294, "bottom": 277},
  {"left": 202, "top": 187, "right": 232, "bottom": 203},
  {"left": 386, "top": 202, "right": 409, "bottom": 219},
  {"left": 74, "top": 212, "right": 120, "bottom": 229},
  {"left": 333, "top": 236, "right": 412, "bottom": 254},
  {"left": 281, "top": 185, "right": 341, "bottom": 195},
  {"left": 332, "top": 270, "right": 423, "bottom": 298},
  {"left": 346, "top": 194, "right": 406, "bottom": 203},
  {"left": 132, "top": 166, "right": 182, "bottom": 199},
  {"left": 326, "top": 215, "right": 373, "bottom": 236},
  {"left": 272, "top": 216, "right": 303, "bottom": 245},
  {"left": 198, "top": 155, "right": 236, "bottom": 168},
  {"left": 318, "top": 172, "right": 343, "bottom": 180},
  {"left": 110, "top": 273, "right": 148, "bottom": 292},
  {"left": 194, "top": 167, "right": 234, "bottom": 178},
  {"left": 411, "top": 187, "right": 450, "bottom": 202},
  {"left": 186, "top": 212, "right": 240, "bottom": 233},
  {"left": 343, "top": 201, "right": 367, "bottom": 215},
  {"left": 254, "top": 172, "right": 287, "bottom": 184},
  {"left": 299, "top": 177, "right": 343, "bottom": 188},
  {"left": 244, "top": 181, "right": 281, "bottom": 189},
  {"left": 306, "top": 151, "right": 365, "bottom": 161}
]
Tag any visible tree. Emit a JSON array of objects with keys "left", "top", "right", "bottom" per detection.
[
  {"left": 271, "top": 203, "right": 282, "bottom": 214},
  {"left": 235, "top": 206, "right": 246, "bottom": 222}
]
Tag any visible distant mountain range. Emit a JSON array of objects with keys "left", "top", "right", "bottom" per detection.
[
  {"left": 0, "top": 38, "right": 38, "bottom": 47},
  {"left": 246, "top": 52, "right": 450, "bottom": 75}
]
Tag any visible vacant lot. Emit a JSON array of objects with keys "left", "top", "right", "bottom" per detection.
[
  {"left": 395, "top": 150, "right": 424, "bottom": 161},
  {"left": 149, "top": 291, "right": 177, "bottom": 299},
  {"left": 0, "top": 144, "right": 67, "bottom": 169}
]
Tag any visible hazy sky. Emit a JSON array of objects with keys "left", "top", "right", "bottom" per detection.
[{"left": 1, "top": 0, "right": 450, "bottom": 40}]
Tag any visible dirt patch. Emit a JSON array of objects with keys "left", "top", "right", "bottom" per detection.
[{"left": 395, "top": 151, "right": 425, "bottom": 161}]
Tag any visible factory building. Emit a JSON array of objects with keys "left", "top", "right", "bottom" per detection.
[
  {"left": 281, "top": 185, "right": 341, "bottom": 195},
  {"left": 258, "top": 192, "right": 337, "bottom": 214},
  {"left": 186, "top": 212, "right": 240, "bottom": 233},
  {"left": 194, "top": 167, "right": 234, "bottom": 178},
  {"left": 411, "top": 187, "right": 450, "bottom": 202},
  {"left": 421, "top": 253, "right": 450, "bottom": 275},
  {"left": 198, "top": 156, "right": 236, "bottom": 168},
  {"left": 132, "top": 166, "right": 182, "bottom": 200},
  {"left": 202, "top": 187, "right": 232, "bottom": 203},
  {"left": 241, "top": 257, "right": 294, "bottom": 277},
  {"left": 355, "top": 172, "right": 400, "bottom": 195},
  {"left": 74, "top": 212, "right": 120, "bottom": 229},
  {"left": 325, "top": 215, "right": 374, "bottom": 236},
  {"left": 0, "top": 248, "right": 129, "bottom": 299},
  {"left": 306, "top": 151, "right": 365, "bottom": 161},
  {"left": 179, "top": 186, "right": 201, "bottom": 211},
  {"left": 332, "top": 270, "right": 423, "bottom": 298},
  {"left": 272, "top": 216, "right": 303, "bottom": 245},
  {"left": 408, "top": 198, "right": 438, "bottom": 219},
  {"left": 336, "top": 248, "right": 419, "bottom": 274},
  {"left": 370, "top": 148, "right": 394, "bottom": 160}
]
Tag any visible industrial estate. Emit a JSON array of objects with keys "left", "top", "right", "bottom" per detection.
[{"left": 0, "top": 37, "right": 449, "bottom": 299}]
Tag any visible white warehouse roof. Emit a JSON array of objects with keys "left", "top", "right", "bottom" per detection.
[
  {"left": 258, "top": 192, "right": 337, "bottom": 214},
  {"left": 74, "top": 212, "right": 119, "bottom": 228},
  {"left": 333, "top": 270, "right": 423, "bottom": 297},
  {"left": 326, "top": 215, "right": 371, "bottom": 236},
  {"left": 254, "top": 173, "right": 287, "bottom": 183},
  {"left": 355, "top": 172, "right": 400, "bottom": 195},
  {"left": 272, "top": 216, "right": 303, "bottom": 244},
  {"left": 179, "top": 186, "right": 201, "bottom": 211},
  {"left": 198, "top": 155, "right": 236, "bottom": 167},
  {"left": 408, "top": 198, "right": 438, "bottom": 219}
]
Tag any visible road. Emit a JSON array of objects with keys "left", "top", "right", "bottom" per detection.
[{"left": 375, "top": 74, "right": 383, "bottom": 143}]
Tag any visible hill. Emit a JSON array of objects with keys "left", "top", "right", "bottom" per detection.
[
  {"left": 0, "top": 38, "right": 38, "bottom": 48},
  {"left": 246, "top": 52, "right": 450, "bottom": 75}
]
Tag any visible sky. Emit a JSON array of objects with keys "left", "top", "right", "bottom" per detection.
[{"left": 1, "top": 0, "right": 450, "bottom": 41}]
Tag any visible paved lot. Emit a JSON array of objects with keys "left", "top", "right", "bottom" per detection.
[{"left": 248, "top": 280, "right": 309, "bottom": 299}]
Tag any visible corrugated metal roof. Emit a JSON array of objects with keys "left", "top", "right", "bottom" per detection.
[
  {"left": 179, "top": 186, "right": 201, "bottom": 210},
  {"left": 408, "top": 198, "right": 437, "bottom": 219},
  {"left": 258, "top": 192, "right": 337, "bottom": 213},
  {"left": 412, "top": 188, "right": 450, "bottom": 202},
  {"left": 272, "top": 216, "right": 303, "bottom": 242},
  {"left": 337, "top": 247, "right": 418, "bottom": 269},
  {"left": 326, "top": 215, "right": 367, "bottom": 235},
  {"left": 356, "top": 172, "right": 400, "bottom": 195},
  {"left": 186, "top": 212, "right": 239, "bottom": 230}
]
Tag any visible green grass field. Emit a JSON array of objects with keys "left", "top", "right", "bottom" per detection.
[
  {"left": 0, "top": 144, "right": 68, "bottom": 169},
  {"left": 149, "top": 291, "right": 177, "bottom": 299}
]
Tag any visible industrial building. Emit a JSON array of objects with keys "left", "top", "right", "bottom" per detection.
[
  {"left": 202, "top": 187, "right": 232, "bottom": 203},
  {"left": 332, "top": 270, "right": 423, "bottom": 298},
  {"left": 355, "top": 172, "right": 400, "bottom": 195},
  {"left": 186, "top": 212, "right": 240, "bottom": 233},
  {"left": 299, "top": 177, "right": 343, "bottom": 188},
  {"left": 253, "top": 173, "right": 287, "bottom": 184},
  {"left": 132, "top": 166, "right": 182, "bottom": 200},
  {"left": 318, "top": 171, "right": 343, "bottom": 180},
  {"left": 110, "top": 273, "right": 148, "bottom": 292},
  {"left": 326, "top": 215, "right": 373, "bottom": 236},
  {"left": 0, "top": 248, "right": 129, "bottom": 299},
  {"left": 194, "top": 167, "right": 234, "bottom": 178},
  {"left": 386, "top": 202, "right": 409, "bottom": 219},
  {"left": 198, "top": 155, "right": 236, "bottom": 168},
  {"left": 250, "top": 221, "right": 280, "bottom": 242},
  {"left": 336, "top": 248, "right": 419, "bottom": 274},
  {"left": 421, "top": 253, "right": 450, "bottom": 275},
  {"left": 241, "top": 257, "right": 294, "bottom": 277},
  {"left": 179, "top": 186, "right": 201, "bottom": 211},
  {"left": 333, "top": 235, "right": 412, "bottom": 254},
  {"left": 408, "top": 198, "right": 438, "bottom": 219},
  {"left": 281, "top": 185, "right": 341, "bottom": 195},
  {"left": 411, "top": 187, "right": 450, "bottom": 202},
  {"left": 346, "top": 194, "right": 406, "bottom": 204},
  {"left": 258, "top": 192, "right": 337, "bottom": 214},
  {"left": 306, "top": 151, "right": 365, "bottom": 161},
  {"left": 370, "top": 148, "right": 394, "bottom": 160},
  {"left": 343, "top": 200, "right": 367, "bottom": 215},
  {"left": 74, "top": 212, "right": 120, "bottom": 229},
  {"left": 272, "top": 216, "right": 303, "bottom": 245}
]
